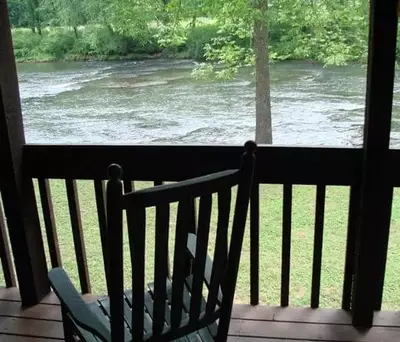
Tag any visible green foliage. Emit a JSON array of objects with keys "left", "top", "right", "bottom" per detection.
[
  {"left": 191, "top": 62, "right": 213, "bottom": 79},
  {"left": 12, "top": 29, "right": 42, "bottom": 59},
  {"left": 7, "top": 0, "right": 31, "bottom": 27},
  {"left": 11, "top": 26, "right": 162, "bottom": 62},
  {"left": 267, "top": 0, "right": 369, "bottom": 66},
  {"left": 185, "top": 25, "right": 219, "bottom": 60},
  {"left": 6, "top": 0, "right": 385, "bottom": 66},
  {"left": 78, "top": 27, "right": 129, "bottom": 55},
  {"left": 39, "top": 30, "right": 76, "bottom": 58}
]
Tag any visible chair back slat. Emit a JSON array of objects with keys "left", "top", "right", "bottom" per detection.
[
  {"left": 152, "top": 203, "right": 170, "bottom": 336},
  {"left": 171, "top": 198, "right": 191, "bottom": 329},
  {"left": 217, "top": 189, "right": 231, "bottom": 263},
  {"left": 206, "top": 189, "right": 231, "bottom": 314},
  {"left": 189, "top": 194, "right": 212, "bottom": 323},
  {"left": 127, "top": 206, "right": 146, "bottom": 342},
  {"left": 184, "top": 198, "right": 197, "bottom": 276}
]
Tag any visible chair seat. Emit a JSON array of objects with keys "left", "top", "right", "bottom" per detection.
[{"left": 75, "top": 276, "right": 218, "bottom": 342}]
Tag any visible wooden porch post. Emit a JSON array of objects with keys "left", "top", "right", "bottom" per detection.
[
  {"left": 351, "top": 0, "right": 398, "bottom": 327},
  {"left": 0, "top": 0, "right": 50, "bottom": 305}
]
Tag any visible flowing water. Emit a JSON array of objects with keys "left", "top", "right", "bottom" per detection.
[{"left": 16, "top": 59, "right": 400, "bottom": 147}]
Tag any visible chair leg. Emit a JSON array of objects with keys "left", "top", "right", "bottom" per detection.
[{"left": 62, "top": 304, "right": 75, "bottom": 342}]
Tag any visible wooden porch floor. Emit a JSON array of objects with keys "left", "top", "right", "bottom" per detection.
[{"left": 0, "top": 288, "right": 399, "bottom": 341}]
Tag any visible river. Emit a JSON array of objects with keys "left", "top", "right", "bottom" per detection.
[{"left": 15, "top": 59, "right": 400, "bottom": 147}]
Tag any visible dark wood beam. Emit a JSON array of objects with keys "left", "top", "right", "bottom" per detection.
[
  {"left": 352, "top": 0, "right": 398, "bottom": 327},
  {"left": 0, "top": 0, "right": 49, "bottom": 305},
  {"left": 23, "top": 144, "right": 362, "bottom": 185}
]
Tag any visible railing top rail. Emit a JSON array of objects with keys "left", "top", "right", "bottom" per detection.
[{"left": 24, "top": 144, "right": 366, "bottom": 185}]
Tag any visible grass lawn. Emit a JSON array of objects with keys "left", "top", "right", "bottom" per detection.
[{"left": 30, "top": 181, "right": 400, "bottom": 310}]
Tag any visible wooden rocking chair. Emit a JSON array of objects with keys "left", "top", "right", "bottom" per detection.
[{"left": 48, "top": 141, "right": 256, "bottom": 342}]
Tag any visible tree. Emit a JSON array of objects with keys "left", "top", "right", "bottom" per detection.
[
  {"left": 184, "top": 0, "right": 369, "bottom": 144},
  {"left": 7, "top": 0, "right": 30, "bottom": 27},
  {"left": 187, "top": 0, "right": 273, "bottom": 144},
  {"left": 27, "top": 0, "right": 42, "bottom": 34},
  {"left": 106, "top": 0, "right": 163, "bottom": 37},
  {"left": 49, "top": 0, "right": 87, "bottom": 37}
]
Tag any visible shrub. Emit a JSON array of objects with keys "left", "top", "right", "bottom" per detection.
[
  {"left": 38, "top": 30, "right": 76, "bottom": 58},
  {"left": 185, "top": 25, "right": 219, "bottom": 60},
  {"left": 12, "top": 29, "right": 42, "bottom": 59},
  {"left": 130, "top": 28, "right": 160, "bottom": 54},
  {"left": 77, "top": 27, "right": 130, "bottom": 56}
]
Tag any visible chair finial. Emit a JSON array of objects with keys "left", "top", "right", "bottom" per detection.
[
  {"left": 244, "top": 140, "right": 257, "bottom": 155},
  {"left": 108, "top": 164, "right": 123, "bottom": 180}
]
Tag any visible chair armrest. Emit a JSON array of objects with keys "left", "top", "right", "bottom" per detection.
[{"left": 48, "top": 268, "right": 111, "bottom": 342}]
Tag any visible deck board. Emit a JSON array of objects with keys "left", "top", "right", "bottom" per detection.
[
  {"left": 0, "top": 336, "right": 61, "bottom": 342},
  {"left": 0, "top": 288, "right": 399, "bottom": 341}
]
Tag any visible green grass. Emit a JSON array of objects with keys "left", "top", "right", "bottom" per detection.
[{"left": 30, "top": 181, "right": 400, "bottom": 310}]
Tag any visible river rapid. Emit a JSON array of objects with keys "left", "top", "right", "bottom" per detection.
[{"left": 16, "top": 59, "right": 400, "bottom": 148}]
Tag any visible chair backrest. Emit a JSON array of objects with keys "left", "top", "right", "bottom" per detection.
[{"left": 106, "top": 141, "right": 256, "bottom": 342}]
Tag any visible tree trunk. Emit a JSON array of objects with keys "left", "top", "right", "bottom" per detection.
[
  {"left": 32, "top": 0, "right": 41, "bottom": 35},
  {"left": 27, "top": 0, "right": 37, "bottom": 34},
  {"left": 73, "top": 26, "right": 78, "bottom": 38},
  {"left": 254, "top": 9, "right": 272, "bottom": 144}
]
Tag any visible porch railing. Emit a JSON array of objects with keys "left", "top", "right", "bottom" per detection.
[
  {"left": 1, "top": 143, "right": 399, "bottom": 310},
  {"left": 21, "top": 144, "right": 374, "bottom": 309}
]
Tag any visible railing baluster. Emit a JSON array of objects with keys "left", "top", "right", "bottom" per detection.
[
  {"left": 94, "top": 179, "right": 109, "bottom": 291},
  {"left": 0, "top": 200, "right": 16, "bottom": 287},
  {"left": 65, "top": 179, "right": 91, "bottom": 294},
  {"left": 373, "top": 186, "right": 394, "bottom": 311},
  {"left": 281, "top": 184, "right": 292, "bottom": 307},
  {"left": 311, "top": 184, "right": 326, "bottom": 308},
  {"left": 38, "top": 178, "right": 62, "bottom": 268},
  {"left": 342, "top": 184, "right": 360, "bottom": 310},
  {"left": 250, "top": 182, "right": 259, "bottom": 305}
]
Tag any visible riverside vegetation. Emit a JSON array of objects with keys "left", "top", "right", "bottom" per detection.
[{"left": 9, "top": 0, "right": 377, "bottom": 65}]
